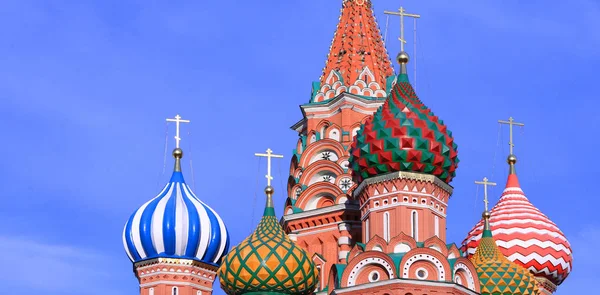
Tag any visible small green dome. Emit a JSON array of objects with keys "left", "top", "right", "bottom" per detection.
[
  {"left": 471, "top": 216, "right": 539, "bottom": 295},
  {"left": 218, "top": 188, "right": 318, "bottom": 295}
]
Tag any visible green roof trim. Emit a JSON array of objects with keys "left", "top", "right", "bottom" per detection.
[
  {"left": 447, "top": 258, "right": 457, "bottom": 278},
  {"left": 263, "top": 207, "right": 275, "bottom": 217},
  {"left": 311, "top": 81, "right": 321, "bottom": 102},
  {"left": 385, "top": 75, "right": 397, "bottom": 94},
  {"left": 389, "top": 253, "right": 407, "bottom": 277},
  {"left": 335, "top": 264, "right": 346, "bottom": 288}
]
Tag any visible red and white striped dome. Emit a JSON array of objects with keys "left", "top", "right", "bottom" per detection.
[{"left": 461, "top": 160, "right": 573, "bottom": 286}]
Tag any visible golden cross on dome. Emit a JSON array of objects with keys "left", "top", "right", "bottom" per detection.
[
  {"left": 498, "top": 117, "right": 525, "bottom": 155},
  {"left": 166, "top": 114, "right": 190, "bottom": 148},
  {"left": 255, "top": 148, "right": 284, "bottom": 187},
  {"left": 475, "top": 177, "right": 497, "bottom": 212},
  {"left": 384, "top": 6, "right": 420, "bottom": 52}
]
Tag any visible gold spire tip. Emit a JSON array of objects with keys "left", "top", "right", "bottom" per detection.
[
  {"left": 173, "top": 148, "right": 183, "bottom": 172},
  {"left": 507, "top": 154, "right": 517, "bottom": 174},
  {"left": 173, "top": 148, "right": 183, "bottom": 159},
  {"left": 397, "top": 51, "right": 410, "bottom": 64}
]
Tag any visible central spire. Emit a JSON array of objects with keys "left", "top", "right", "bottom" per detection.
[{"left": 312, "top": 0, "right": 394, "bottom": 102}]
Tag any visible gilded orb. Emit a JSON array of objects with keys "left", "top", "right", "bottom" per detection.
[
  {"left": 507, "top": 154, "right": 517, "bottom": 165},
  {"left": 265, "top": 186, "right": 275, "bottom": 196},
  {"left": 482, "top": 211, "right": 491, "bottom": 219},
  {"left": 397, "top": 51, "right": 410, "bottom": 64},
  {"left": 173, "top": 148, "right": 184, "bottom": 159}
]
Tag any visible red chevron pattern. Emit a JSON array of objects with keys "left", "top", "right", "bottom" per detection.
[
  {"left": 461, "top": 173, "right": 573, "bottom": 286},
  {"left": 349, "top": 74, "right": 458, "bottom": 184}
]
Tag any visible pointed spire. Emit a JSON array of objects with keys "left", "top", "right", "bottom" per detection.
[{"left": 315, "top": 0, "right": 394, "bottom": 101}]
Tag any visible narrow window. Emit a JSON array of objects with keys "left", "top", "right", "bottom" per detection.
[
  {"left": 434, "top": 215, "right": 440, "bottom": 237},
  {"left": 316, "top": 265, "right": 322, "bottom": 291},
  {"left": 149, "top": 288, "right": 154, "bottom": 295},
  {"left": 172, "top": 287, "right": 178, "bottom": 295},
  {"left": 411, "top": 211, "right": 418, "bottom": 241},
  {"left": 383, "top": 212, "right": 390, "bottom": 242},
  {"left": 365, "top": 219, "right": 370, "bottom": 242}
]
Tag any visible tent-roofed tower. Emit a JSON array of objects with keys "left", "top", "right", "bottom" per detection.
[
  {"left": 312, "top": 0, "right": 394, "bottom": 103},
  {"left": 281, "top": 0, "right": 396, "bottom": 291}
]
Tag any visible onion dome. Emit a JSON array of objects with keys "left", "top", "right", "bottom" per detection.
[
  {"left": 123, "top": 148, "right": 230, "bottom": 265},
  {"left": 349, "top": 52, "right": 458, "bottom": 183},
  {"left": 462, "top": 156, "right": 573, "bottom": 286},
  {"left": 472, "top": 210, "right": 539, "bottom": 295},
  {"left": 218, "top": 186, "right": 318, "bottom": 295}
]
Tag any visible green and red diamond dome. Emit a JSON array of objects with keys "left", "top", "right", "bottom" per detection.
[{"left": 349, "top": 73, "right": 458, "bottom": 183}]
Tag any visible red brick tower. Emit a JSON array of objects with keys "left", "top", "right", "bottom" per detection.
[{"left": 281, "top": 0, "right": 395, "bottom": 291}]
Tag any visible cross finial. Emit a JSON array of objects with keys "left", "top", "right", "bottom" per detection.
[
  {"left": 384, "top": 6, "right": 420, "bottom": 52},
  {"left": 166, "top": 114, "right": 190, "bottom": 149},
  {"left": 475, "top": 177, "right": 497, "bottom": 212},
  {"left": 255, "top": 148, "right": 284, "bottom": 187},
  {"left": 498, "top": 117, "right": 525, "bottom": 155}
]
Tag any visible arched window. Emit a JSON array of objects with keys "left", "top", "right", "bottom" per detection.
[
  {"left": 172, "top": 287, "right": 178, "bottom": 295},
  {"left": 434, "top": 215, "right": 439, "bottom": 237},
  {"left": 411, "top": 211, "right": 418, "bottom": 241},
  {"left": 316, "top": 265, "right": 322, "bottom": 291},
  {"left": 149, "top": 288, "right": 154, "bottom": 295},
  {"left": 383, "top": 212, "right": 390, "bottom": 242},
  {"left": 365, "top": 219, "right": 370, "bottom": 242}
]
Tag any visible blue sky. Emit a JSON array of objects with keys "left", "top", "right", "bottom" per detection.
[{"left": 0, "top": 0, "right": 598, "bottom": 294}]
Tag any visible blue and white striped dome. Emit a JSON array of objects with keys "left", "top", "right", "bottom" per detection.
[{"left": 123, "top": 160, "right": 230, "bottom": 265}]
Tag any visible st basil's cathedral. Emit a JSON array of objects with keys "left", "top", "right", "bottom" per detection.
[{"left": 121, "top": 1, "right": 573, "bottom": 295}]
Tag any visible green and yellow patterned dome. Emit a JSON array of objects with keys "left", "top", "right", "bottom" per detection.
[
  {"left": 218, "top": 187, "right": 318, "bottom": 295},
  {"left": 471, "top": 212, "right": 539, "bottom": 295}
]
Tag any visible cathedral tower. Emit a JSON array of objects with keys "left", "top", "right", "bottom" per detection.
[
  {"left": 123, "top": 115, "right": 230, "bottom": 295},
  {"left": 462, "top": 118, "right": 573, "bottom": 294},
  {"left": 219, "top": 149, "right": 318, "bottom": 295},
  {"left": 350, "top": 51, "right": 458, "bottom": 245},
  {"left": 470, "top": 181, "right": 539, "bottom": 295},
  {"left": 281, "top": 1, "right": 395, "bottom": 289}
]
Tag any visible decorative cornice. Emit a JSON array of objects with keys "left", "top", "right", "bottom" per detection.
[
  {"left": 290, "top": 92, "right": 385, "bottom": 132},
  {"left": 353, "top": 171, "right": 454, "bottom": 197},
  {"left": 134, "top": 258, "right": 218, "bottom": 272},
  {"left": 280, "top": 203, "right": 360, "bottom": 223},
  {"left": 332, "top": 278, "right": 478, "bottom": 295},
  {"left": 139, "top": 281, "right": 213, "bottom": 291}
]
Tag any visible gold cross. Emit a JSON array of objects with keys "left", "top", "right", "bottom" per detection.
[
  {"left": 384, "top": 6, "right": 420, "bottom": 52},
  {"left": 255, "top": 148, "right": 284, "bottom": 187},
  {"left": 498, "top": 117, "right": 525, "bottom": 155},
  {"left": 475, "top": 177, "right": 497, "bottom": 212},
  {"left": 166, "top": 114, "right": 190, "bottom": 148}
]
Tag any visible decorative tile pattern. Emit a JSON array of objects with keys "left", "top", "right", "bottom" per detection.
[
  {"left": 312, "top": 0, "right": 394, "bottom": 102},
  {"left": 462, "top": 173, "right": 573, "bottom": 285},
  {"left": 218, "top": 209, "right": 317, "bottom": 294},
  {"left": 471, "top": 228, "right": 539, "bottom": 295},
  {"left": 349, "top": 74, "right": 458, "bottom": 183}
]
